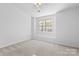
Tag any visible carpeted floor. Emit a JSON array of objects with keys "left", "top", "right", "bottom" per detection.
[{"left": 0, "top": 40, "right": 79, "bottom": 56}]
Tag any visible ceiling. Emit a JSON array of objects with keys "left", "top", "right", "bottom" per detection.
[{"left": 11, "top": 3, "right": 79, "bottom": 17}]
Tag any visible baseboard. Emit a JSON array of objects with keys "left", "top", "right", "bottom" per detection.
[
  {"left": 0, "top": 37, "right": 31, "bottom": 49},
  {"left": 33, "top": 36, "right": 79, "bottom": 49}
]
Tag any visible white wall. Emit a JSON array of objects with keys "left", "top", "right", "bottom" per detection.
[
  {"left": 33, "top": 3, "right": 79, "bottom": 48},
  {"left": 56, "top": 6, "right": 79, "bottom": 48},
  {"left": 0, "top": 4, "right": 32, "bottom": 48}
]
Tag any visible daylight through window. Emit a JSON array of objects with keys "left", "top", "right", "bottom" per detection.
[{"left": 39, "top": 19, "right": 54, "bottom": 32}]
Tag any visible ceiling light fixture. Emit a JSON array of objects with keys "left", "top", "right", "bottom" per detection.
[{"left": 34, "top": 0, "right": 43, "bottom": 12}]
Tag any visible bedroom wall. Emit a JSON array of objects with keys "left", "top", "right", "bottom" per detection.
[
  {"left": 33, "top": 3, "right": 79, "bottom": 48},
  {"left": 0, "top": 4, "right": 32, "bottom": 48},
  {"left": 56, "top": 6, "right": 79, "bottom": 48}
]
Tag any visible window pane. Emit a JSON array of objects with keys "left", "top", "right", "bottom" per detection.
[{"left": 39, "top": 19, "right": 54, "bottom": 32}]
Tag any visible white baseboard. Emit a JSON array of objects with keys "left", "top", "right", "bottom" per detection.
[
  {"left": 33, "top": 36, "right": 79, "bottom": 49},
  {"left": 0, "top": 37, "right": 31, "bottom": 49}
]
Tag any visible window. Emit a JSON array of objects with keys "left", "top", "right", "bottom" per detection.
[{"left": 39, "top": 19, "right": 54, "bottom": 32}]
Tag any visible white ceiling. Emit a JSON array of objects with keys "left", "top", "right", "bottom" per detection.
[
  {"left": 33, "top": 3, "right": 79, "bottom": 17},
  {"left": 12, "top": 3, "right": 34, "bottom": 15},
  {"left": 11, "top": 3, "right": 79, "bottom": 17}
]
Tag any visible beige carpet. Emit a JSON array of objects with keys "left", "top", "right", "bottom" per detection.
[{"left": 0, "top": 40, "right": 79, "bottom": 56}]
